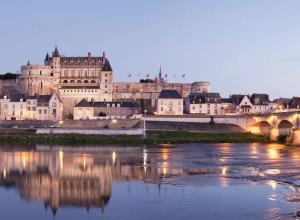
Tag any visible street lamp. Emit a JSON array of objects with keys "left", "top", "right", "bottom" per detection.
[{"left": 143, "top": 109, "right": 147, "bottom": 141}]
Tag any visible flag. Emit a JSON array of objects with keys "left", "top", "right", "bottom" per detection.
[
  {"left": 182, "top": 74, "right": 186, "bottom": 78},
  {"left": 128, "top": 74, "right": 132, "bottom": 77},
  {"left": 165, "top": 74, "right": 168, "bottom": 78},
  {"left": 146, "top": 73, "right": 150, "bottom": 78}
]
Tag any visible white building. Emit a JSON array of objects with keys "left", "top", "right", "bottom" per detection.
[
  {"left": 74, "top": 99, "right": 141, "bottom": 120},
  {"left": 229, "top": 94, "right": 271, "bottom": 115},
  {"left": 156, "top": 90, "right": 183, "bottom": 115},
  {"left": 186, "top": 93, "right": 223, "bottom": 115},
  {"left": 0, "top": 93, "right": 63, "bottom": 120}
]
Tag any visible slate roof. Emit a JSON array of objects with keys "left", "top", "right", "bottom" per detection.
[
  {"left": 188, "top": 93, "right": 221, "bottom": 104},
  {"left": 289, "top": 97, "right": 300, "bottom": 108},
  {"left": 250, "top": 93, "right": 270, "bottom": 105},
  {"left": 102, "top": 58, "right": 112, "bottom": 71},
  {"left": 273, "top": 98, "right": 291, "bottom": 104},
  {"left": 75, "top": 99, "right": 140, "bottom": 108},
  {"left": 158, "top": 90, "right": 181, "bottom": 99},
  {"left": 48, "top": 47, "right": 112, "bottom": 70},
  {"left": 61, "top": 86, "right": 99, "bottom": 89},
  {"left": 53, "top": 47, "right": 60, "bottom": 57},
  {"left": 230, "top": 95, "right": 250, "bottom": 105},
  {"left": 1, "top": 93, "right": 61, "bottom": 106},
  {"left": 220, "top": 98, "right": 232, "bottom": 103},
  {"left": 1, "top": 94, "right": 26, "bottom": 102},
  {"left": 76, "top": 99, "right": 91, "bottom": 107}
]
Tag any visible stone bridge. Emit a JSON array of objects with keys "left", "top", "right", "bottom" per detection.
[{"left": 145, "top": 111, "right": 300, "bottom": 145}]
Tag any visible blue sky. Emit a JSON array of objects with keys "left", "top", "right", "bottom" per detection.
[{"left": 1, "top": 0, "right": 300, "bottom": 98}]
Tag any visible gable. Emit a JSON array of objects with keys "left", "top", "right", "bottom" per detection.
[{"left": 239, "top": 96, "right": 252, "bottom": 107}]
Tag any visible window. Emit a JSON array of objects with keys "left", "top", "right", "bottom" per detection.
[
  {"left": 32, "top": 107, "right": 36, "bottom": 111},
  {"left": 44, "top": 109, "right": 47, "bottom": 114},
  {"left": 52, "top": 109, "right": 57, "bottom": 115},
  {"left": 38, "top": 109, "right": 42, "bottom": 114},
  {"left": 161, "top": 107, "right": 163, "bottom": 111}
]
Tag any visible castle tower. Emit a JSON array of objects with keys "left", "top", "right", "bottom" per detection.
[
  {"left": 100, "top": 52, "right": 113, "bottom": 101},
  {"left": 51, "top": 47, "right": 61, "bottom": 78}
]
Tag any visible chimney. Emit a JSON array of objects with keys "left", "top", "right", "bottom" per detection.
[
  {"left": 88, "top": 52, "right": 91, "bottom": 59},
  {"left": 102, "top": 51, "right": 106, "bottom": 58}
]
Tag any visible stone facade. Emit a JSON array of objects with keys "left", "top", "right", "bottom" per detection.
[
  {"left": 112, "top": 81, "right": 209, "bottom": 113},
  {"left": 74, "top": 99, "right": 141, "bottom": 120},
  {"left": 2, "top": 47, "right": 212, "bottom": 118},
  {"left": 0, "top": 93, "right": 63, "bottom": 120},
  {"left": 156, "top": 90, "right": 183, "bottom": 115},
  {"left": 19, "top": 47, "right": 113, "bottom": 115}
]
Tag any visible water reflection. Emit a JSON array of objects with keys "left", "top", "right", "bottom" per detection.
[
  {"left": 2, "top": 143, "right": 300, "bottom": 219},
  {"left": 0, "top": 146, "right": 223, "bottom": 217}
]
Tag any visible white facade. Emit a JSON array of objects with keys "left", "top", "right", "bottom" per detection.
[
  {"left": 189, "top": 103, "right": 222, "bottom": 115},
  {"left": 0, "top": 93, "right": 63, "bottom": 121},
  {"left": 157, "top": 98, "right": 183, "bottom": 115}
]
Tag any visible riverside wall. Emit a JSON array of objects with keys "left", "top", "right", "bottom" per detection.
[{"left": 36, "top": 128, "right": 144, "bottom": 135}]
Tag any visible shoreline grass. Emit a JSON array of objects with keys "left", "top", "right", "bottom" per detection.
[{"left": 0, "top": 131, "right": 270, "bottom": 146}]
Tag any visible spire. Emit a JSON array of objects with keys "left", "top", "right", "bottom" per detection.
[
  {"left": 44, "top": 53, "right": 49, "bottom": 61},
  {"left": 53, "top": 46, "right": 60, "bottom": 57},
  {"left": 159, "top": 65, "right": 162, "bottom": 80},
  {"left": 27, "top": 60, "right": 30, "bottom": 65},
  {"left": 102, "top": 55, "right": 112, "bottom": 71}
]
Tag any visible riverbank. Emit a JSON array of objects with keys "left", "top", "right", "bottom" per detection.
[{"left": 0, "top": 131, "right": 269, "bottom": 146}]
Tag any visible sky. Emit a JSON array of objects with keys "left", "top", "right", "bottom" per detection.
[{"left": 1, "top": 0, "right": 300, "bottom": 99}]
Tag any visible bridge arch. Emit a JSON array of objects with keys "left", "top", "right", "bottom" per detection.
[
  {"left": 249, "top": 121, "right": 272, "bottom": 135},
  {"left": 277, "top": 119, "right": 294, "bottom": 136}
]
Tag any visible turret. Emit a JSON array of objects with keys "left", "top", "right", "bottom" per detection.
[
  {"left": 51, "top": 47, "right": 61, "bottom": 74},
  {"left": 53, "top": 46, "right": 60, "bottom": 57},
  {"left": 44, "top": 53, "right": 50, "bottom": 65}
]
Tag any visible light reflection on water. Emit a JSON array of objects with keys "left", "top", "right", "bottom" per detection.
[{"left": 1, "top": 143, "right": 300, "bottom": 219}]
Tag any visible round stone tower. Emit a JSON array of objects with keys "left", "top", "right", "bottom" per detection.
[
  {"left": 191, "top": 81, "right": 210, "bottom": 93},
  {"left": 19, "top": 61, "right": 59, "bottom": 96}
]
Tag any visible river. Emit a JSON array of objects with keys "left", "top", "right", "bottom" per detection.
[{"left": 0, "top": 143, "right": 299, "bottom": 220}]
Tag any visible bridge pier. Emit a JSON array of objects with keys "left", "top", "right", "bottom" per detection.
[
  {"left": 292, "top": 128, "right": 300, "bottom": 146},
  {"left": 270, "top": 127, "right": 279, "bottom": 142},
  {"left": 292, "top": 115, "right": 300, "bottom": 146}
]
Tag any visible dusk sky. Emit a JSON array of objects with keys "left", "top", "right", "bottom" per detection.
[{"left": 1, "top": 0, "right": 300, "bottom": 98}]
